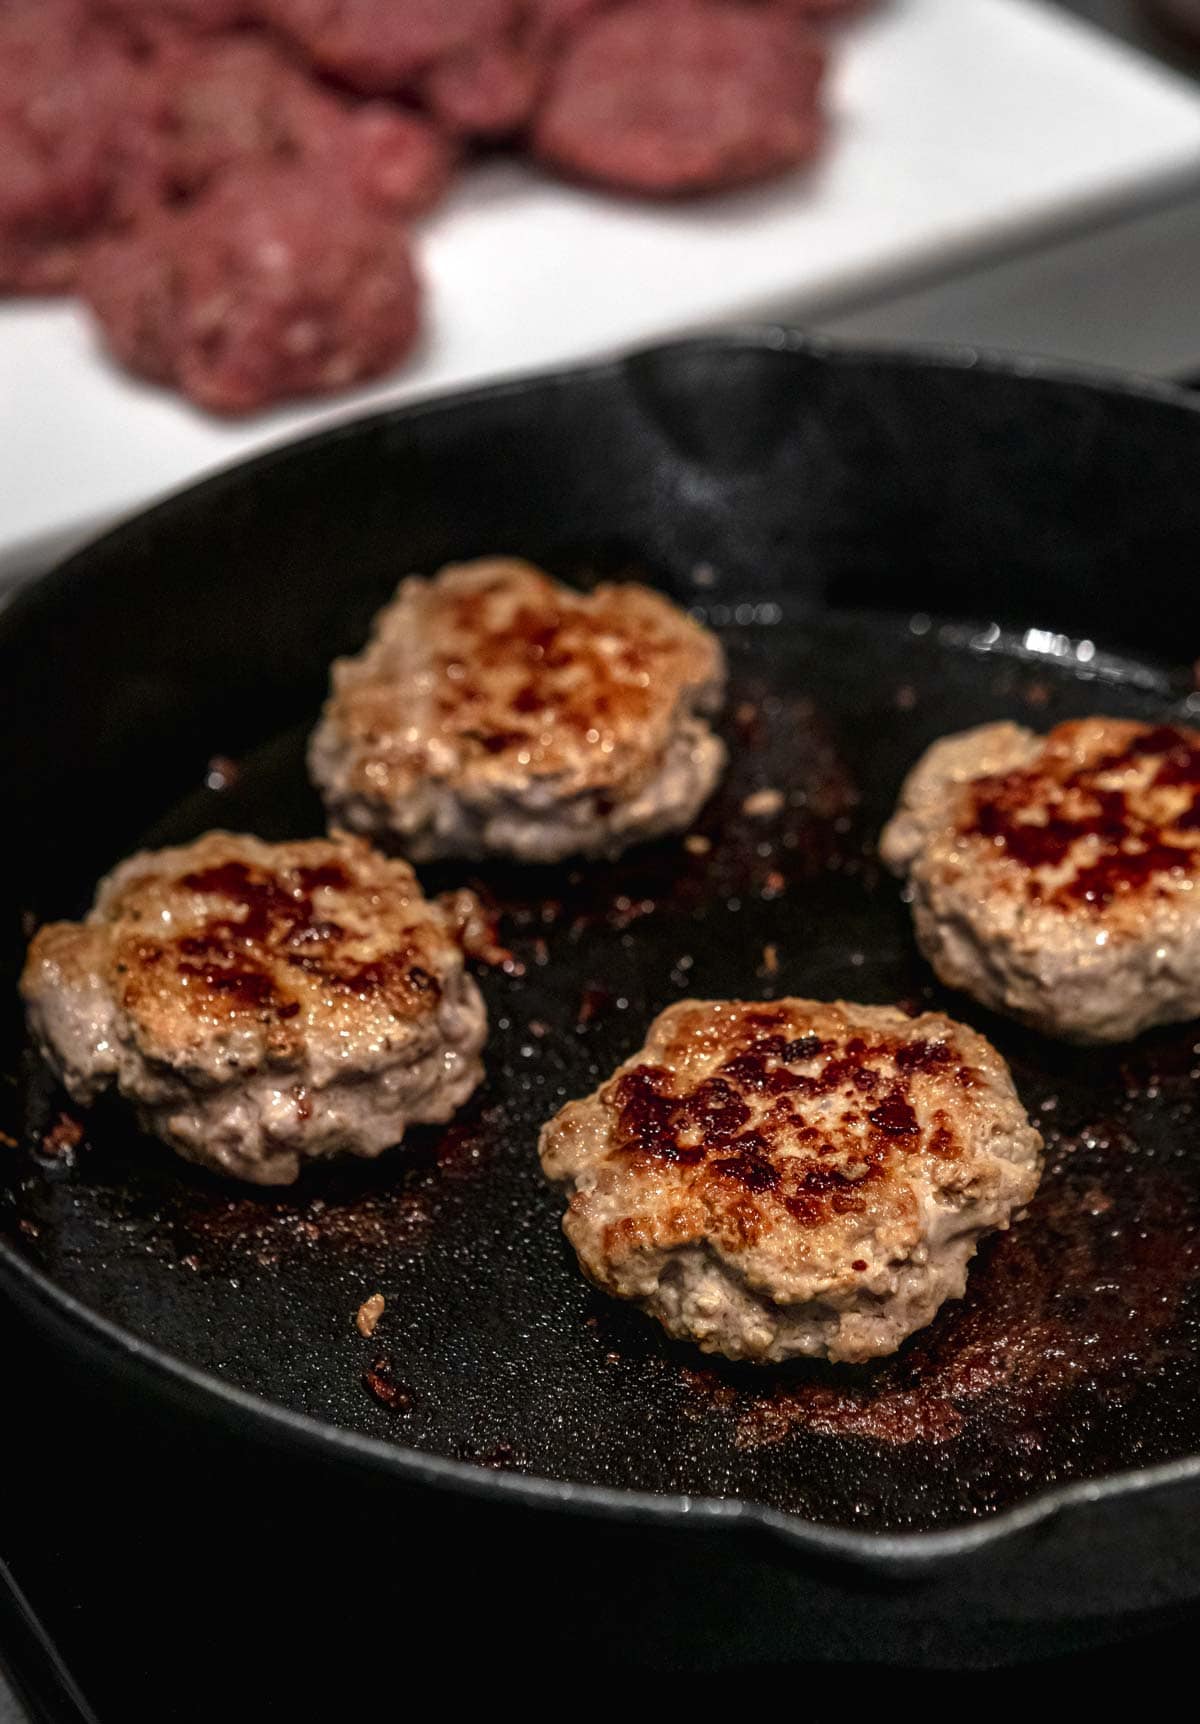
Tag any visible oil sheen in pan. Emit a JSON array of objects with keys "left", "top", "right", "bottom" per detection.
[{"left": 6, "top": 605, "right": 1200, "bottom": 1534}]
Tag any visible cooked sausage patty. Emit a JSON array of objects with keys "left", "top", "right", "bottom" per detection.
[
  {"left": 309, "top": 558, "right": 727, "bottom": 863},
  {"left": 20, "top": 832, "right": 487, "bottom": 1185},
  {"left": 539, "top": 998, "right": 1042, "bottom": 1364},
  {"left": 881, "top": 719, "right": 1200, "bottom": 1044}
]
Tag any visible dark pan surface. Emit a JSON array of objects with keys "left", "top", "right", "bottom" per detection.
[{"left": 5, "top": 334, "right": 1200, "bottom": 1557}]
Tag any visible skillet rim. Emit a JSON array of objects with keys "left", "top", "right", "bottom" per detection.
[{"left": 5, "top": 327, "right": 1200, "bottom": 1573}]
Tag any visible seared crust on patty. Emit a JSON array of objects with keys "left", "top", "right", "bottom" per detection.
[
  {"left": 539, "top": 998, "right": 1042, "bottom": 1364},
  {"left": 309, "top": 557, "right": 727, "bottom": 862},
  {"left": 881, "top": 719, "right": 1200, "bottom": 1043},
  {"left": 21, "top": 831, "right": 487, "bottom": 1184}
]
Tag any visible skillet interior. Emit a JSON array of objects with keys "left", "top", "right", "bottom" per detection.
[{"left": 4, "top": 334, "right": 1200, "bottom": 1540}]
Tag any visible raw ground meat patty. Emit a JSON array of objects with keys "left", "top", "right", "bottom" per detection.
[
  {"left": 420, "top": 34, "right": 544, "bottom": 139},
  {"left": 141, "top": 30, "right": 451, "bottom": 212},
  {"left": 3, "top": 0, "right": 871, "bottom": 407},
  {"left": 532, "top": 0, "right": 827, "bottom": 194},
  {"left": 309, "top": 557, "right": 727, "bottom": 863},
  {"left": 79, "top": 164, "right": 421, "bottom": 413},
  {"left": 20, "top": 832, "right": 488, "bottom": 1186},
  {"left": 0, "top": 0, "right": 142, "bottom": 291},
  {"left": 263, "top": 0, "right": 520, "bottom": 93},
  {"left": 881, "top": 719, "right": 1200, "bottom": 1044},
  {"left": 539, "top": 998, "right": 1043, "bottom": 1364},
  {"left": 778, "top": 0, "right": 873, "bottom": 16},
  {"left": 96, "top": 0, "right": 256, "bottom": 31}
]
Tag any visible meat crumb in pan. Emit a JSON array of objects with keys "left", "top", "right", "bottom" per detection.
[
  {"left": 309, "top": 557, "right": 727, "bottom": 863},
  {"left": 20, "top": 831, "right": 488, "bottom": 1185},
  {"left": 539, "top": 997, "right": 1042, "bottom": 1364},
  {"left": 39, "top": 1111, "right": 85, "bottom": 1160},
  {"left": 742, "top": 787, "right": 784, "bottom": 818},
  {"left": 363, "top": 1355, "right": 413, "bottom": 1411},
  {"left": 882, "top": 718, "right": 1200, "bottom": 1043},
  {"left": 355, "top": 1291, "right": 386, "bottom": 1336}
]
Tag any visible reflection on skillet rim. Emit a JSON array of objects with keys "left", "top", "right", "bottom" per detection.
[{"left": 4, "top": 330, "right": 1200, "bottom": 1573}]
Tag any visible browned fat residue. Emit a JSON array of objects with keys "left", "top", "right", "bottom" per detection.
[
  {"left": 717, "top": 1164, "right": 1200, "bottom": 1451},
  {"left": 40, "top": 1112, "right": 84, "bottom": 1158},
  {"left": 431, "top": 1114, "right": 499, "bottom": 1181},
  {"left": 607, "top": 1017, "right": 967, "bottom": 1235},
  {"left": 152, "top": 1110, "right": 496, "bottom": 1272},
  {"left": 436, "top": 887, "right": 514, "bottom": 969},
  {"left": 967, "top": 722, "right": 1200, "bottom": 910},
  {"left": 679, "top": 1366, "right": 739, "bottom": 1416},
  {"left": 736, "top": 1381, "right": 966, "bottom": 1447},
  {"left": 161, "top": 1183, "right": 432, "bottom": 1271},
  {"left": 363, "top": 1356, "right": 412, "bottom": 1412}
]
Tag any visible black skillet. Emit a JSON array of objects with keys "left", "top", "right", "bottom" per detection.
[{"left": 5, "top": 332, "right": 1200, "bottom": 1669}]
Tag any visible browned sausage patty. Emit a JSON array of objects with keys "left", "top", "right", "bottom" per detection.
[
  {"left": 309, "top": 557, "right": 727, "bottom": 863},
  {"left": 882, "top": 718, "right": 1200, "bottom": 1043},
  {"left": 21, "top": 832, "right": 487, "bottom": 1185},
  {"left": 540, "top": 998, "right": 1042, "bottom": 1363}
]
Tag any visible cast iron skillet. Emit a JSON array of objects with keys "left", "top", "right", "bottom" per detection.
[{"left": 5, "top": 332, "right": 1200, "bottom": 1638}]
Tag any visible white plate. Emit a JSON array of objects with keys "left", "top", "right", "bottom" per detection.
[{"left": 4, "top": 0, "right": 1200, "bottom": 554}]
